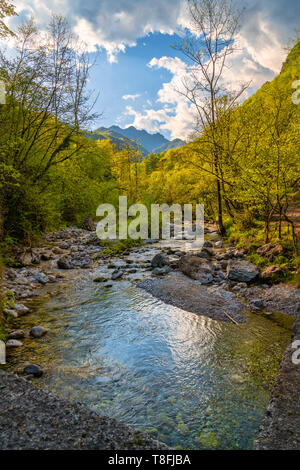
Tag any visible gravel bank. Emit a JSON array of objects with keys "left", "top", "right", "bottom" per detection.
[
  {"left": 0, "top": 370, "right": 169, "bottom": 450},
  {"left": 138, "top": 272, "right": 246, "bottom": 323},
  {"left": 254, "top": 313, "right": 300, "bottom": 450}
]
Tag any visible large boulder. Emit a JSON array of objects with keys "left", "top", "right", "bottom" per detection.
[
  {"left": 257, "top": 243, "right": 284, "bottom": 261},
  {"left": 226, "top": 260, "right": 259, "bottom": 283},
  {"left": 57, "top": 257, "right": 73, "bottom": 270},
  {"left": 151, "top": 254, "right": 168, "bottom": 269},
  {"left": 178, "top": 255, "right": 213, "bottom": 284}
]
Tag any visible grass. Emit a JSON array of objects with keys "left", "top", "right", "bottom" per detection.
[
  {"left": 225, "top": 219, "right": 299, "bottom": 284},
  {"left": 99, "top": 238, "right": 144, "bottom": 257}
]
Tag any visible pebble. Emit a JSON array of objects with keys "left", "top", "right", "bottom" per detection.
[
  {"left": 111, "top": 270, "right": 124, "bottom": 281},
  {"left": 8, "top": 330, "right": 25, "bottom": 340},
  {"left": 4, "top": 309, "right": 18, "bottom": 318},
  {"left": 30, "top": 326, "right": 48, "bottom": 338},
  {"left": 6, "top": 340, "right": 23, "bottom": 348},
  {"left": 23, "top": 364, "right": 43, "bottom": 378},
  {"left": 14, "top": 304, "right": 30, "bottom": 315}
]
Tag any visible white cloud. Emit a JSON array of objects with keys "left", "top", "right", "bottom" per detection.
[
  {"left": 122, "top": 94, "right": 141, "bottom": 101},
  {"left": 125, "top": 56, "right": 196, "bottom": 140},
  {"left": 11, "top": 0, "right": 185, "bottom": 63},
  {"left": 8, "top": 0, "right": 300, "bottom": 67}
]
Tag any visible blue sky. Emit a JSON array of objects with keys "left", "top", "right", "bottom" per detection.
[
  {"left": 91, "top": 33, "right": 181, "bottom": 138},
  {"left": 6, "top": 0, "right": 300, "bottom": 140}
]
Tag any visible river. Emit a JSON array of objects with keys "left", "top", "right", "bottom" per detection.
[{"left": 6, "top": 239, "right": 293, "bottom": 450}]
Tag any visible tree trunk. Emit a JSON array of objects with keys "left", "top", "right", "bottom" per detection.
[{"left": 216, "top": 179, "right": 226, "bottom": 236}]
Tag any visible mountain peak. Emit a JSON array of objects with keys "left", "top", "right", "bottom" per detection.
[
  {"left": 92, "top": 125, "right": 186, "bottom": 155},
  {"left": 109, "top": 125, "right": 169, "bottom": 152}
]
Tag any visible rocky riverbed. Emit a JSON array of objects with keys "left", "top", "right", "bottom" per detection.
[
  {"left": 1, "top": 224, "right": 300, "bottom": 449},
  {"left": 0, "top": 370, "right": 169, "bottom": 450}
]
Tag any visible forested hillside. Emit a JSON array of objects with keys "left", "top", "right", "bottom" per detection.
[{"left": 88, "top": 125, "right": 186, "bottom": 155}]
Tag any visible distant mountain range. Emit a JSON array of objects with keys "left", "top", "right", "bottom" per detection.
[{"left": 87, "top": 125, "right": 186, "bottom": 155}]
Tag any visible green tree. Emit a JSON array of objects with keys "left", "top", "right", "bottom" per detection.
[
  {"left": 174, "top": 0, "right": 249, "bottom": 235},
  {"left": 0, "top": 0, "right": 16, "bottom": 38}
]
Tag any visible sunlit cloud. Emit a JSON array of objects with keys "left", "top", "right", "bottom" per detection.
[{"left": 122, "top": 94, "right": 141, "bottom": 101}]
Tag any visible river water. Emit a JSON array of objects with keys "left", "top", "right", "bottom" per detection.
[{"left": 6, "top": 241, "right": 293, "bottom": 450}]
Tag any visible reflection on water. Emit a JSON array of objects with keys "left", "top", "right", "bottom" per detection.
[{"left": 6, "top": 277, "right": 293, "bottom": 450}]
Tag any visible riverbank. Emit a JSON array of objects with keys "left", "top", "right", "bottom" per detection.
[
  {"left": 1, "top": 225, "right": 299, "bottom": 449},
  {"left": 254, "top": 313, "right": 300, "bottom": 450},
  {"left": 0, "top": 370, "right": 169, "bottom": 450}
]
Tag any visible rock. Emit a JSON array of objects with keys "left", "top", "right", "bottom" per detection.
[
  {"left": 83, "top": 217, "right": 96, "bottom": 232},
  {"left": 32, "top": 273, "right": 49, "bottom": 285},
  {"left": 14, "top": 303, "right": 30, "bottom": 316},
  {"left": 57, "top": 257, "right": 73, "bottom": 270},
  {"left": 202, "top": 247, "right": 214, "bottom": 257},
  {"left": 151, "top": 254, "right": 168, "bottom": 268},
  {"left": 197, "top": 251, "right": 209, "bottom": 259},
  {"left": 203, "top": 241, "right": 213, "bottom": 248},
  {"left": 260, "top": 265, "right": 284, "bottom": 281},
  {"left": 233, "top": 250, "right": 245, "bottom": 258},
  {"left": 6, "top": 339, "right": 23, "bottom": 348},
  {"left": 216, "top": 253, "right": 231, "bottom": 261},
  {"left": 152, "top": 266, "right": 172, "bottom": 276},
  {"left": 3, "top": 309, "right": 18, "bottom": 319},
  {"left": 23, "top": 364, "right": 43, "bottom": 378},
  {"left": 178, "top": 255, "right": 213, "bottom": 284},
  {"left": 5, "top": 268, "right": 17, "bottom": 280},
  {"left": 237, "top": 282, "right": 247, "bottom": 288},
  {"left": 251, "top": 299, "right": 265, "bottom": 309},
  {"left": 80, "top": 259, "right": 92, "bottom": 269},
  {"left": 93, "top": 277, "right": 107, "bottom": 283},
  {"left": 30, "top": 326, "right": 48, "bottom": 338},
  {"left": 13, "top": 249, "right": 42, "bottom": 267},
  {"left": 52, "top": 247, "right": 65, "bottom": 255},
  {"left": 257, "top": 243, "right": 284, "bottom": 261},
  {"left": 232, "top": 285, "right": 241, "bottom": 292},
  {"left": 226, "top": 260, "right": 259, "bottom": 283},
  {"left": 31, "top": 252, "right": 41, "bottom": 265},
  {"left": 175, "top": 251, "right": 186, "bottom": 258},
  {"left": 215, "top": 241, "right": 223, "bottom": 248},
  {"left": 111, "top": 270, "right": 123, "bottom": 281},
  {"left": 59, "top": 242, "right": 70, "bottom": 250},
  {"left": 40, "top": 251, "right": 54, "bottom": 261},
  {"left": 208, "top": 286, "right": 236, "bottom": 300},
  {"left": 220, "top": 260, "right": 229, "bottom": 270},
  {"left": 8, "top": 330, "right": 25, "bottom": 340}
]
